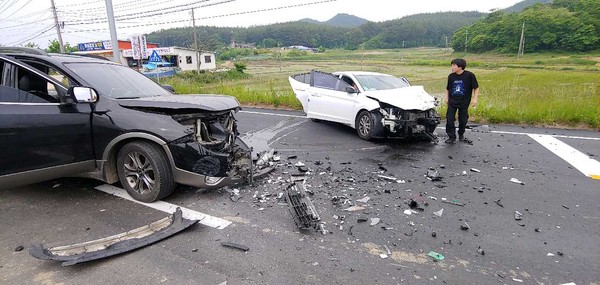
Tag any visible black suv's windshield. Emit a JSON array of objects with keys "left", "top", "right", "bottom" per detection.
[{"left": 64, "top": 62, "right": 171, "bottom": 99}]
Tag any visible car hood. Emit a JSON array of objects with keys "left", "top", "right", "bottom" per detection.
[
  {"left": 364, "top": 86, "right": 436, "bottom": 111},
  {"left": 117, "top": 94, "right": 240, "bottom": 111}
]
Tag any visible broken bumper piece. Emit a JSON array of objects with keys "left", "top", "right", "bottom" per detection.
[
  {"left": 285, "top": 182, "right": 321, "bottom": 230},
  {"left": 29, "top": 208, "right": 196, "bottom": 266}
]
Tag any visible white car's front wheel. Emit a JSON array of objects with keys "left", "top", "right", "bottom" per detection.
[{"left": 356, "top": 111, "right": 382, "bottom": 140}]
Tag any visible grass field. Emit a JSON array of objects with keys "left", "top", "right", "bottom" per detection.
[{"left": 162, "top": 48, "right": 600, "bottom": 129}]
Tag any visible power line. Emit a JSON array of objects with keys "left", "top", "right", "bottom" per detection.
[
  {"left": 6, "top": 24, "right": 55, "bottom": 46},
  {"left": 0, "top": 12, "right": 52, "bottom": 31},
  {"left": 65, "top": 0, "right": 337, "bottom": 33},
  {"left": 1, "top": 0, "right": 34, "bottom": 20},
  {"left": 64, "top": 0, "right": 218, "bottom": 25}
]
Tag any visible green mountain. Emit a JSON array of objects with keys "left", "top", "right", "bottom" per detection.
[
  {"left": 299, "top": 13, "right": 369, "bottom": 27},
  {"left": 502, "top": 0, "right": 553, "bottom": 13}
]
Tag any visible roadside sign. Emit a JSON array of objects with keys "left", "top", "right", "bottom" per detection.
[
  {"left": 130, "top": 35, "right": 141, "bottom": 60},
  {"left": 139, "top": 35, "right": 148, "bottom": 59},
  {"left": 149, "top": 50, "right": 161, "bottom": 62}
]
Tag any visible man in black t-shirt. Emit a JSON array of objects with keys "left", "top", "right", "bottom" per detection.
[{"left": 445, "top": 58, "right": 479, "bottom": 144}]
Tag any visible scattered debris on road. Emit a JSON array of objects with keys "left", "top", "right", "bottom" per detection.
[
  {"left": 221, "top": 242, "right": 250, "bottom": 252},
  {"left": 510, "top": 178, "right": 525, "bottom": 185},
  {"left": 427, "top": 251, "right": 445, "bottom": 261},
  {"left": 514, "top": 211, "right": 523, "bottom": 221}
]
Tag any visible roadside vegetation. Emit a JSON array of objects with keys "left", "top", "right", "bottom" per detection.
[{"left": 162, "top": 48, "right": 600, "bottom": 129}]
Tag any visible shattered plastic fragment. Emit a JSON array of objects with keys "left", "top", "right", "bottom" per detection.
[
  {"left": 426, "top": 169, "right": 442, "bottom": 181},
  {"left": 443, "top": 200, "right": 464, "bottom": 206},
  {"left": 377, "top": 175, "right": 405, "bottom": 183},
  {"left": 510, "top": 178, "right": 525, "bottom": 185},
  {"left": 477, "top": 246, "right": 485, "bottom": 255},
  {"left": 403, "top": 209, "right": 413, "bottom": 215},
  {"left": 514, "top": 211, "right": 523, "bottom": 220},
  {"left": 221, "top": 242, "right": 249, "bottom": 252},
  {"left": 460, "top": 222, "right": 470, "bottom": 230},
  {"left": 343, "top": 205, "right": 366, "bottom": 212},
  {"left": 512, "top": 278, "right": 523, "bottom": 283},
  {"left": 470, "top": 168, "right": 481, "bottom": 173},
  {"left": 433, "top": 209, "right": 444, "bottom": 217},
  {"left": 379, "top": 254, "right": 388, "bottom": 259},
  {"left": 383, "top": 245, "right": 392, "bottom": 255},
  {"left": 356, "top": 196, "right": 371, "bottom": 203},
  {"left": 369, "top": 218, "right": 380, "bottom": 226},
  {"left": 427, "top": 251, "right": 444, "bottom": 261}
]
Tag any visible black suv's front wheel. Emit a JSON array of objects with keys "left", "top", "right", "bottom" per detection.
[{"left": 117, "top": 141, "right": 175, "bottom": 202}]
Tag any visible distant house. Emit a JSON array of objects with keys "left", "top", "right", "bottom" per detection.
[
  {"left": 73, "top": 40, "right": 216, "bottom": 71},
  {"left": 286, "top": 45, "right": 317, "bottom": 52},
  {"left": 122, "top": 47, "right": 216, "bottom": 71}
]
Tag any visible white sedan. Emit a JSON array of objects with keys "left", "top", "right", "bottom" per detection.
[{"left": 289, "top": 70, "right": 440, "bottom": 140}]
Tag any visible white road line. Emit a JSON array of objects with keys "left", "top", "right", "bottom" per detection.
[
  {"left": 240, "top": 110, "right": 307, "bottom": 119},
  {"left": 494, "top": 130, "right": 600, "bottom": 141},
  {"left": 95, "top": 184, "right": 232, "bottom": 229},
  {"left": 528, "top": 134, "right": 600, "bottom": 180}
]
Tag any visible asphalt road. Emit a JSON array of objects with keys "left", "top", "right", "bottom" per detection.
[{"left": 1, "top": 107, "right": 599, "bottom": 285}]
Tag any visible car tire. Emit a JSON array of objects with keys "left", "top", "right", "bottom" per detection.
[
  {"left": 117, "top": 141, "right": 176, "bottom": 202},
  {"left": 356, "top": 110, "right": 382, "bottom": 140},
  {"left": 310, "top": 118, "right": 321, "bottom": 122}
]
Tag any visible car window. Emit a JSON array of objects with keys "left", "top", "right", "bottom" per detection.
[
  {"left": 312, "top": 71, "right": 350, "bottom": 92},
  {"left": 0, "top": 65, "right": 59, "bottom": 103},
  {"left": 22, "top": 60, "right": 73, "bottom": 96},
  {"left": 355, "top": 74, "right": 410, "bottom": 91},
  {"left": 64, "top": 62, "right": 171, "bottom": 99}
]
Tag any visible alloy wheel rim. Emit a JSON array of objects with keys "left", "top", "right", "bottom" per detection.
[
  {"left": 359, "top": 114, "right": 371, "bottom": 136},
  {"left": 123, "top": 151, "right": 155, "bottom": 195}
]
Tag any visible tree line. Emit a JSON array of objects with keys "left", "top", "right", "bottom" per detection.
[
  {"left": 146, "top": 12, "right": 484, "bottom": 51},
  {"left": 452, "top": 0, "right": 600, "bottom": 53}
]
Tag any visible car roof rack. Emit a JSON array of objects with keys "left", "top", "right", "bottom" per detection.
[{"left": 0, "top": 47, "right": 48, "bottom": 56}]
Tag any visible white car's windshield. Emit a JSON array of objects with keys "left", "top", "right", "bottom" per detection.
[
  {"left": 65, "top": 63, "right": 171, "bottom": 99},
  {"left": 355, "top": 74, "right": 410, "bottom": 91}
]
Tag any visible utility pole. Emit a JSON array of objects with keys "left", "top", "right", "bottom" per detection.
[
  {"left": 518, "top": 22, "right": 525, "bottom": 58},
  {"left": 464, "top": 28, "right": 468, "bottom": 54},
  {"left": 191, "top": 8, "right": 200, "bottom": 73},
  {"left": 105, "top": 0, "right": 121, "bottom": 63},
  {"left": 50, "top": 0, "right": 64, "bottom": 53}
]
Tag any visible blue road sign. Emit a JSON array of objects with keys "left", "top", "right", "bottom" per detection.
[{"left": 149, "top": 50, "right": 161, "bottom": 62}]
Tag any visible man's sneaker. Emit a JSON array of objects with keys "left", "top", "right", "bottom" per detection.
[{"left": 445, "top": 138, "right": 456, "bottom": 144}]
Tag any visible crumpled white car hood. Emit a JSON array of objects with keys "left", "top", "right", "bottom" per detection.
[{"left": 364, "top": 86, "right": 436, "bottom": 111}]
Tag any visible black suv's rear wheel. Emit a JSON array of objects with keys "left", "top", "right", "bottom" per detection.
[{"left": 117, "top": 141, "right": 175, "bottom": 202}]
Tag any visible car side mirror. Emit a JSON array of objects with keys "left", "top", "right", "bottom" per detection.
[
  {"left": 345, "top": 86, "right": 358, "bottom": 93},
  {"left": 69, "top": 86, "right": 98, "bottom": 103}
]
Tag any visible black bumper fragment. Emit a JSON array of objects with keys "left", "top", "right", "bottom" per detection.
[{"left": 29, "top": 208, "right": 196, "bottom": 266}]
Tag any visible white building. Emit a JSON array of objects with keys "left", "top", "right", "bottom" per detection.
[{"left": 122, "top": 47, "right": 216, "bottom": 71}]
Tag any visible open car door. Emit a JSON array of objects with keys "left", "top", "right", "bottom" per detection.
[{"left": 289, "top": 71, "right": 357, "bottom": 125}]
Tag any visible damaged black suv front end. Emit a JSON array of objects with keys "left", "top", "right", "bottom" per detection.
[{"left": 168, "top": 109, "right": 254, "bottom": 188}]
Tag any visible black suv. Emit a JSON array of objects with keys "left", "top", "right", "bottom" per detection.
[{"left": 0, "top": 48, "right": 260, "bottom": 202}]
